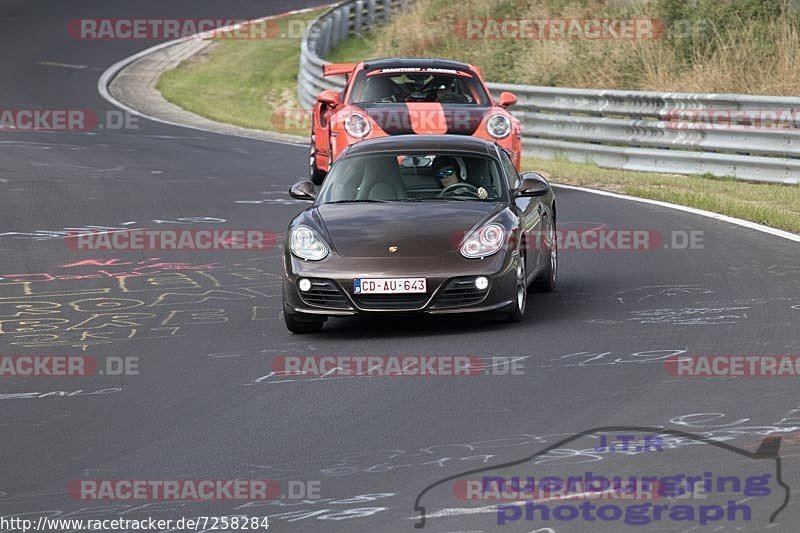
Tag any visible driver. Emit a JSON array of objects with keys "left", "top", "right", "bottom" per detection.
[
  {"left": 362, "top": 75, "right": 401, "bottom": 102},
  {"left": 432, "top": 77, "right": 467, "bottom": 103},
  {"left": 434, "top": 156, "right": 488, "bottom": 199}
]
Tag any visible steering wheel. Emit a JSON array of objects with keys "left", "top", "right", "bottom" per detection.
[
  {"left": 440, "top": 182, "right": 480, "bottom": 198},
  {"left": 438, "top": 93, "right": 469, "bottom": 104},
  {"left": 405, "top": 91, "right": 433, "bottom": 102}
]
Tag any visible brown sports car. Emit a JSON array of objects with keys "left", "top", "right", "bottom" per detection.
[{"left": 283, "top": 135, "right": 557, "bottom": 333}]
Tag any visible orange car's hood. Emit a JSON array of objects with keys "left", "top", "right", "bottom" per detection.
[{"left": 350, "top": 102, "right": 491, "bottom": 135}]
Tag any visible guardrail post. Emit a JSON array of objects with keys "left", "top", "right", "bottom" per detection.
[
  {"left": 319, "top": 18, "right": 332, "bottom": 57},
  {"left": 381, "top": 0, "right": 393, "bottom": 23},
  {"left": 354, "top": 0, "right": 364, "bottom": 35},
  {"left": 305, "top": 24, "right": 319, "bottom": 56},
  {"left": 366, "top": 0, "right": 376, "bottom": 27},
  {"left": 342, "top": 4, "right": 353, "bottom": 38},
  {"left": 297, "top": 43, "right": 309, "bottom": 108},
  {"left": 331, "top": 10, "right": 342, "bottom": 46}
]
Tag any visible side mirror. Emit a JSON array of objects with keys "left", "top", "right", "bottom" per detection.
[
  {"left": 317, "top": 89, "right": 340, "bottom": 107},
  {"left": 515, "top": 172, "right": 550, "bottom": 197},
  {"left": 289, "top": 180, "right": 316, "bottom": 201},
  {"left": 499, "top": 91, "right": 517, "bottom": 108}
]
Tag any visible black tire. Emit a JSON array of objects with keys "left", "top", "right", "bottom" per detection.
[
  {"left": 284, "top": 311, "right": 325, "bottom": 334},
  {"left": 506, "top": 252, "right": 527, "bottom": 322},
  {"left": 310, "top": 165, "right": 326, "bottom": 186},
  {"left": 532, "top": 213, "right": 557, "bottom": 292},
  {"left": 309, "top": 134, "right": 326, "bottom": 185}
]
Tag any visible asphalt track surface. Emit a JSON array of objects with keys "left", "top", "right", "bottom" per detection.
[{"left": 1, "top": 1, "right": 799, "bottom": 532}]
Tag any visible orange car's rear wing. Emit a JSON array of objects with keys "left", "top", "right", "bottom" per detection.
[{"left": 323, "top": 63, "right": 358, "bottom": 77}]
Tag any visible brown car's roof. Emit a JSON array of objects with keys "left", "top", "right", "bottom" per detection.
[{"left": 343, "top": 135, "right": 499, "bottom": 158}]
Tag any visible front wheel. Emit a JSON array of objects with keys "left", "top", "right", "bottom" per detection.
[
  {"left": 532, "top": 213, "right": 557, "bottom": 292},
  {"left": 284, "top": 311, "right": 325, "bottom": 334},
  {"left": 506, "top": 252, "right": 527, "bottom": 322}
]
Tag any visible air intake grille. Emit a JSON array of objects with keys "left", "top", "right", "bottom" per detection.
[
  {"left": 299, "top": 279, "right": 351, "bottom": 309},
  {"left": 354, "top": 294, "right": 429, "bottom": 310},
  {"left": 433, "top": 278, "right": 488, "bottom": 308}
]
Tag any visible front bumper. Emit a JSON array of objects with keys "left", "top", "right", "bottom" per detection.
[{"left": 283, "top": 252, "right": 518, "bottom": 316}]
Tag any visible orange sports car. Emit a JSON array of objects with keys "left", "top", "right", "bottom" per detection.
[{"left": 308, "top": 58, "right": 521, "bottom": 184}]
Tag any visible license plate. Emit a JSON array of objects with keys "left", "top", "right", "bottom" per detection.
[{"left": 354, "top": 278, "right": 427, "bottom": 294}]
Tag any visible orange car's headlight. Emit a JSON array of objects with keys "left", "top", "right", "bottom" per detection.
[
  {"left": 344, "top": 113, "right": 371, "bottom": 138},
  {"left": 486, "top": 114, "right": 511, "bottom": 139}
]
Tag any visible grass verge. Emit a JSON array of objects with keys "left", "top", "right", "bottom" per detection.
[
  {"left": 525, "top": 156, "right": 800, "bottom": 233},
  {"left": 157, "top": 9, "right": 324, "bottom": 134}
]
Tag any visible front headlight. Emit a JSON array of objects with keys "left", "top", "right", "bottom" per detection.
[
  {"left": 290, "top": 226, "right": 329, "bottom": 261},
  {"left": 486, "top": 114, "right": 511, "bottom": 139},
  {"left": 460, "top": 223, "right": 506, "bottom": 259},
  {"left": 344, "top": 113, "right": 371, "bottom": 138}
]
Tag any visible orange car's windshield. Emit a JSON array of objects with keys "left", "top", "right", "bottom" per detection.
[{"left": 348, "top": 71, "right": 490, "bottom": 105}]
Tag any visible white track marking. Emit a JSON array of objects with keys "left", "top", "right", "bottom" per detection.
[
  {"left": 553, "top": 183, "right": 800, "bottom": 242},
  {"left": 38, "top": 61, "right": 88, "bottom": 69}
]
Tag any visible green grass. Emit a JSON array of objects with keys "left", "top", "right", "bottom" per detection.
[
  {"left": 524, "top": 156, "right": 800, "bottom": 233},
  {"left": 157, "top": 9, "right": 325, "bottom": 134},
  {"left": 156, "top": 7, "right": 800, "bottom": 234},
  {"left": 326, "top": 33, "right": 376, "bottom": 63},
  {"left": 349, "top": 0, "right": 800, "bottom": 95}
]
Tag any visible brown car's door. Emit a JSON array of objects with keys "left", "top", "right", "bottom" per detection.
[{"left": 502, "top": 150, "right": 545, "bottom": 277}]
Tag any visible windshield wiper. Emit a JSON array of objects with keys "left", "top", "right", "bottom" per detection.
[
  {"left": 323, "top": 199, "right": 389, "bottom": 204},
  {"left": 439, "top": 197, "right": 488, "bottom": 201},
  {"left": 400, "top": 197, "right": 492, "bottom": 202},
  {"left": 398, "top": 197, "right": 446, "bottom": 202}
]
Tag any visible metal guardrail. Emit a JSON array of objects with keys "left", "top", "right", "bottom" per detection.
[
  {"left": 491, "top": 84, "right": 800, "bottom": 183},
  {"left": 298, "top": 0, "right": 411, "bottom": 110},
  {"left": 298, "top": 0, "right": 800, "bottom": 184}
]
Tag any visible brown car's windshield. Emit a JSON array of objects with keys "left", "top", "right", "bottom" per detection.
[
  {"left": 317, "top": 153, "right": 507, "bottom": 203},
  {"left": 348, "top": 70, "right": 490, "bottom": 105}
]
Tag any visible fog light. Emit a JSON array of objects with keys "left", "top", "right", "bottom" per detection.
[
  {"left": 298, "top": 278, "right": 312, "bottom": 292},
  {"left": 475, "top": 276, "right": 489, "bottom": 290}
]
